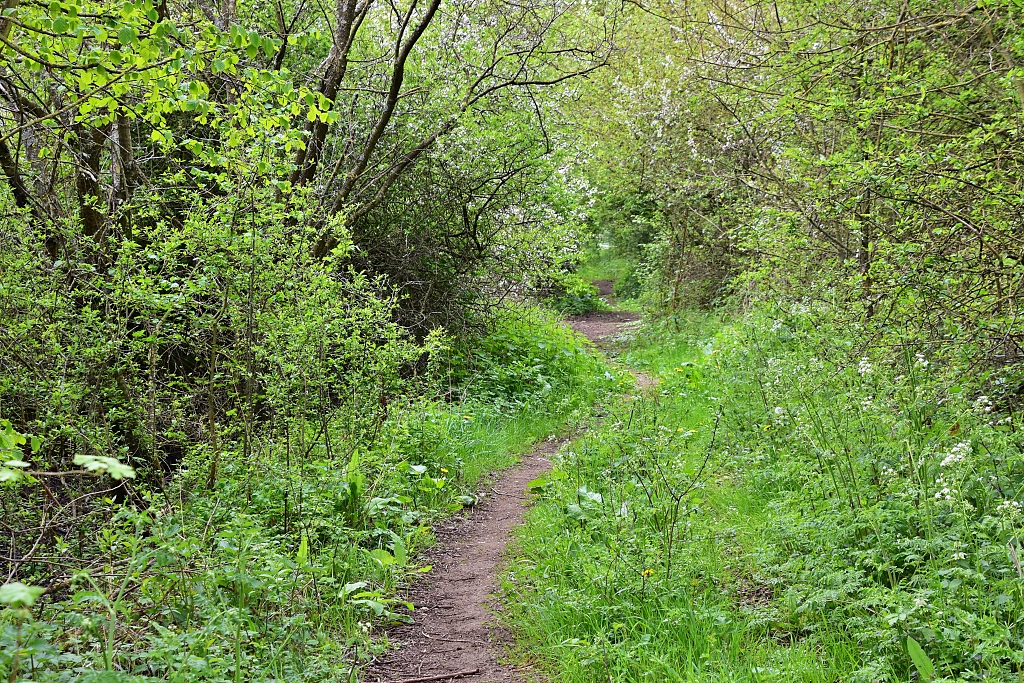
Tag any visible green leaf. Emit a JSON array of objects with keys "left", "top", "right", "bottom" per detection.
[
  {"left": 72, "top": 455, "right": 135, "bottom": 480},
  {"left": 0, "top": 468, "right": 32, "bottom": 483},
  {"left": 393, "top": 537, "right": 407, "bottom": 566},
  {"left": 526, "top": 474, "right": 552, "bottom": 492},
  {"left": 117, "top": 27, "right": 137, "bottom": 46},
  {"left": 0, "top": 582, "right": 45, "bottom": 608},
  {"left": 369, "top": 548, "right": 396, "bottom": 567},
  {"left": 76, "top": 672, "right": 144, "bottom": 682},
  {"left": 340, "top": 581, "right": 366, "bottom": 598},
  {"left": 907, "top": 636, "right": 934, "bottom": 680}
]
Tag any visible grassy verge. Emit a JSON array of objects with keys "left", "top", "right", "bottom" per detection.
[
  {"left": 504, "top": 308, "right": 1024, "bottom": 682},
  {"left": 0, "top": 307, "right": 620, "bottom": 683}
]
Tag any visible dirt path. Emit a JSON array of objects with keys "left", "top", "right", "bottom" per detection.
[
  {"left": 364, "top": 439, "right": 562, "bottom": 683},
  {"left": 365, "top": 302, "right": 641, "bottom": 683},
  {"left": 566, "top": 310, "right": 640, "bottom": 349}
]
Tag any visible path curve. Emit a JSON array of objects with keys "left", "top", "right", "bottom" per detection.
[{"left": 365, "top": 307, "right": 640, "bottom": 683}]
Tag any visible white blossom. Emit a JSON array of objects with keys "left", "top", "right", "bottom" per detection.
[{"left": 940, "top": 441, "right": 972, "bottom": 467}]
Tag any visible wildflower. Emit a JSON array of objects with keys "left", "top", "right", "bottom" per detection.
[
  {"left": 995, "top": 500, "right": 1022, "bottom": 517},
  {"left": 940, "top": 441, "right": 971, "bottom": 467},
  {"left": 462, "top": 415, "right": 473, "bottom": 420},
  {"left": 858, "top": 358, "right": 873, "bottom": 376},
  {"left": 916, "top": 352, "right": 929, "bottom": 370},
  {"left": 774, "top": 406, "right": 785, "bottom": 415},
  {"left": 973, "top": 395, "right": 993, "bottom": 414},
  {"left": 441, "top": 468, "right": 448, "bottom": 473},
  {"left": 642, "top": 569, "right": 654, "bottom": 578}
]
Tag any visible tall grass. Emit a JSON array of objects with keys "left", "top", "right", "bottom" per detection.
[{"left": 504, "top": 307, "right": 1024, "bottom": 682}]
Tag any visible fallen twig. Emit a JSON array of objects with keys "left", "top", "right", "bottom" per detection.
[
  {"left": 385, "top": 668, "right": 479, "bottom": 683},
  {"left": 422, "top": 631, "right": 487, "bottom": 645}
]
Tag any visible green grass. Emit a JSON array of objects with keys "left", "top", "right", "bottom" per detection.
[
  {"left": 576, "top": 247, "right": 644, "bottom": 310},
  {"left": 504, "top": 306, "right": 1024, "bottom": 682},
  {"left": 577, "top": 246, "right": 632, "bottom": 285}
]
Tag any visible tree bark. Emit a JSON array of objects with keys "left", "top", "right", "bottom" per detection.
[
  {"left": 0, "top": 138, "right": 40, "bottom": 218},
  {"left": 288, "top": 0, "right": 363, "bottom": 188},
  {"left": 74, "top": 125, "right": 107, "bottom": 240}
]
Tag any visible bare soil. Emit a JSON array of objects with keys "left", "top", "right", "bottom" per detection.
[
  {"left": 364, "top": 304, "right": 645, "bottom": 683},
  {"left": 363, "top": 439, "right": 562, "bottom": 683},
  {"left": 566, "top": 310, "right": 640, "bottom": 350}
]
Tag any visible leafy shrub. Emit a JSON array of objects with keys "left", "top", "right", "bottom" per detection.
[
  {"left": 1, "top": 303, "right": 608, "bottom": 681},
  {"left": 548, "top": 275, "right": 610, "bottom": 316}
]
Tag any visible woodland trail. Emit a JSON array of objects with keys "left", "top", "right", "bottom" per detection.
[{"left": 365, "top": 294, "right": 640, "bottom": 683}]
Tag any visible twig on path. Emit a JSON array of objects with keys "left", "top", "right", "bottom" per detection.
[
  {"left": 385, "top": 668, "right": 480, "bottom": 683},
  {"left": 421, "top": 630, "right": 488, "bottom": 645},
  {"left": 489, "top": 487, "right": 525, "bottom": 499}
]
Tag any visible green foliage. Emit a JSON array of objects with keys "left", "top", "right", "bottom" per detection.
[
  {"left": 0, "top": 306, "right": 609, "bottom": 681},
  {"left": 545, "top": 274, "right": 609, "bottom": 316},
  {"left": 568, "top": 0, "right": 1024, "bottom": 347},
  {"left": 506, "top": 310, "right": 1024, "bottom": 682},
  {"left": 0, "top": 583, "right": 44, "bottom": 609},
  {"left": 449, "top": 307, "right": 610, "bottom": 410},
  {"left": 908, "top": 637, "right": 935, "bottom": 681}
]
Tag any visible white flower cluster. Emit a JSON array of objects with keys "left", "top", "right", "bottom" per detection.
[
  {"left": 995, "top": 500, "right": 1022, "bottom": 516},
  {"left": 940, "top": 441, "right": 972, "bottom": 468},
  {"left": 934, "top": 474, "right": 957, "bottom": 502},
  {"left": 858, "top": 358, "right": 873, "bottom": 376},
  {"left": 973, "top": 395, "right": 993, "bottom": 413},
  {"left": 915, "top": 352, "right": 929, "bottom": 370}
]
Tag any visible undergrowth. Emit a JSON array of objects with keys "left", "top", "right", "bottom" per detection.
[
  {"left": 0, "top": 307, "right": 617, "bottom": 682},
  {"left": 505, "top": 306, "right": 1024, "bottom": 682}
]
